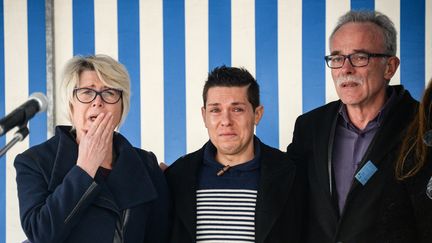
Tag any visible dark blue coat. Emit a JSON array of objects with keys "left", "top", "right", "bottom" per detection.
[{"left": 14, "top": 126, "right": 171, "bottom": 243}]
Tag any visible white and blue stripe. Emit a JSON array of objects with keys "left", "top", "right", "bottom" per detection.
[{"left": 0, "top": 0, "right": 430, "bottom": 241}]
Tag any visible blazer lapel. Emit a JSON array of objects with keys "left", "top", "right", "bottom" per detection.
[
  {"left": 316, "top": 113, "right": 337, "bottom": 196},
  {"left": 48, "top": 127, "right": 79, "bottom": 191},
  {"left": 314, "top": 103, "right": 340, "bottom": 213},
  {"left": 348, "top": 91, "right": 417, "bottom": 193},
  {"left": 255, "top": 144, "right": 296, "bottom": 243},
  {"left": 104, "top": 134, "right": 157, "bottom": 209}
]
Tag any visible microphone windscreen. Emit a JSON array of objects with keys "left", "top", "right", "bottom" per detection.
[{"left": 29, "top": 92, "right": 48, "bottom": 113}]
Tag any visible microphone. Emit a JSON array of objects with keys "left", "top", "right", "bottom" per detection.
[
  {"left": 423, "top": 130, "right": 432, "bottom": 199},
  {"left": 0, "top": 92, "right": 48, "bottom": 136}
]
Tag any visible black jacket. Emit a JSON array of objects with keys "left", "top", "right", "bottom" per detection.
[
  {"left": 165, "top": 139, "right": 306, "bottom": 243},
  {"left": 14, "top": 126, "right": 171, "bottom": 243},
  {"left": 376, "top": 147, "right": 432, "bottom": 243},
  {"left": 287, "top": 85, "right": 419, "bottom": 243}
]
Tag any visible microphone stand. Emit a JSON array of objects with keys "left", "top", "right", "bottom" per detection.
[{"left": 0, "top": 125, "right": 29, "bottom": 158}]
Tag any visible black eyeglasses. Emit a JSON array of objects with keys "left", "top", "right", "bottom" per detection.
[
  {"left": 74, "top": 88, "right": 123, "bottom": 104},
  {"left": 324, "top": 52, "right": 392, "bottom": 69}
]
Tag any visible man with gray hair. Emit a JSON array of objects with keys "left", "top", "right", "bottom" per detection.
[{"left": 287, "top": 10, "right": 420, "bottom": 242}]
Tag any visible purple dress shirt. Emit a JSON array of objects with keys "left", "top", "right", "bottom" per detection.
[{"left": 333, "top": 87, "right": 397, "bottom": 214}]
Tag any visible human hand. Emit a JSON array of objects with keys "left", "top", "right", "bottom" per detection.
[
  {"left": 76, "top": 112, "right": 115, "bottom": 177},
  {"left": 159, "top": 162, "right": 169, "bottom": 172}
]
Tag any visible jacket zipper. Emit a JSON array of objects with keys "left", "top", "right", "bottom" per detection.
[{"left": 64, "top": 182, "right": 98, "bottom": 224}]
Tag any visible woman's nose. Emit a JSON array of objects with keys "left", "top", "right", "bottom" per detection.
[{"left": 91, "top": 94, "right": 104, "bottom": 107}]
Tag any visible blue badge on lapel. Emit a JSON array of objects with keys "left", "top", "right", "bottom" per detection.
[{"left": 355, "top": 161, "right": 377, "bottom": 185}]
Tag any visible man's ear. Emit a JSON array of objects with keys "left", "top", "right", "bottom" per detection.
[
  {"left": 384, "top": 56, "right": 400, "bottom": 80},
  {"left": 201, "top": 106, "right": 207, "bottom": 128},
  {"left": 254, "top": 105, "right": 264, "bottom": 125}
]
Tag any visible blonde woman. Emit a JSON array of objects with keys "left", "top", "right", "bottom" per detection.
[{"left": 14, "top": 55, "right": 171, "bottom": 243}]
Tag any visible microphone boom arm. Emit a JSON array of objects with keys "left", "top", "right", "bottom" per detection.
[{"left": 0, "top": 125, "right": 29, "bottom": 158}]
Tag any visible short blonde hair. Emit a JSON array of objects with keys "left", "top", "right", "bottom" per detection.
[{"left": 61, "top": 54, "right": 131, "bottom": 128}]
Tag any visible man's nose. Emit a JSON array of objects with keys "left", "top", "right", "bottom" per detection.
[
  {"left": 220, "top": 110, "right": 232, "bottom": 126},
  {"left": 340, "top": 57, "right": 355, "bottom": 74}
]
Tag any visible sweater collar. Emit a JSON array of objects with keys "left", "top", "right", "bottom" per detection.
[{"left": 203, "top": 136, "right": 261, "bottom": 172}]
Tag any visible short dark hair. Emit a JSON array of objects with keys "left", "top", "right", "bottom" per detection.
[{"left": 203, "top": 65, "right": 260, "bottom": 110}]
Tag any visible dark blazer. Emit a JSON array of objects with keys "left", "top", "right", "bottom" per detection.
[
  {"left": 287, "top": 85, "right": 419, "bottom": 243},
  {"left": 14, "top": 126, "right": 171, "bottom": 243},
  {"left": 165, "top": 139, "right": 306, "bottom": 243}
]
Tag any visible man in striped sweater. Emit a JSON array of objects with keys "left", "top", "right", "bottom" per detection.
[{"left": 165, "top": 66, "right": 306, "bottom": 243}]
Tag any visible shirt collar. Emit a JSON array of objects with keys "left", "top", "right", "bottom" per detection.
[{"left": 338, "top": 86, "right": 397, "bottom": 129}]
